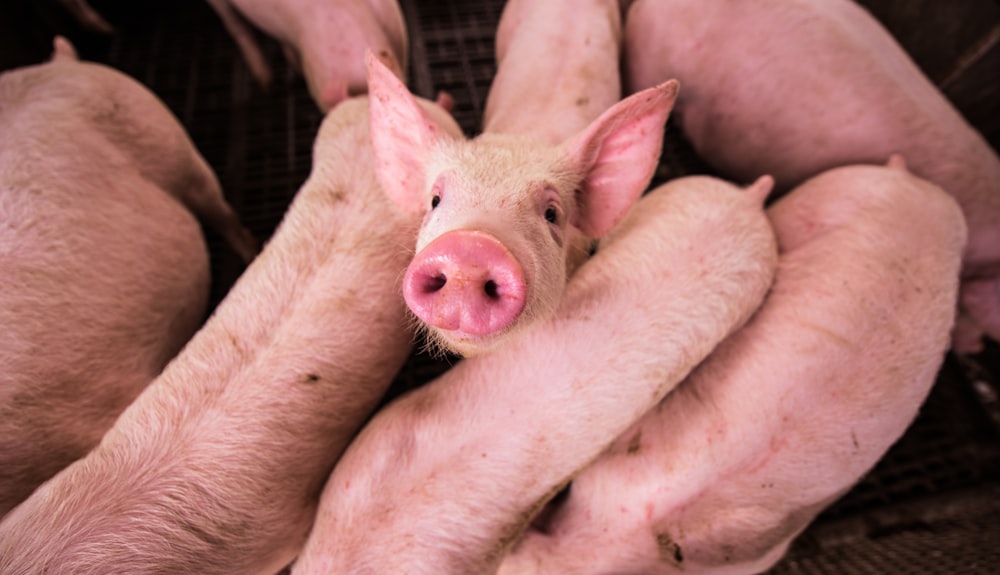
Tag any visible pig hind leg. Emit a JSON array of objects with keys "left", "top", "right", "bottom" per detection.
[
  {"left": 57, "top": 0, "right": 113, "bottom": 33},
  {"left": 206, "top": 0, "right": 273, "bottom": 86},
  {"left": 956, "top": 278, "right": 1000, "bottom": 352}
]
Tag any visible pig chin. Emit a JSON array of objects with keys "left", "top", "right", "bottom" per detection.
[
  {"left": 419, "top": 318, "right": 520, "bottom": 358},
  {"left": 423, "top": 326, "right": 510, "bottom": 358},
  {"left": 414, "top": 284, "right": 561, "bottom": 358}
]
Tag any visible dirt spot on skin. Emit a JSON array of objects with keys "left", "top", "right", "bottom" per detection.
[
  {"left": 627, "top": 431, "right": 642, "bottom": 455},
  {"left": 299, "top": 373, "right": 321, "bottom": 384},
  {"left": 575, "top": 96, "right": 589, "bottom": 107},
  {"left": 656, "top": 531, "right": 684, "bottom": 565}
]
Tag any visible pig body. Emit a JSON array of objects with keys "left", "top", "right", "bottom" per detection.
[
  {"left": 293, "top": 175, "right": 778, "bottom": 575},
  {"left": 624, "top": 0, "right": 1000, "bottom": 352},
  {"left": 0, "top": 38, "right": 252, "bottom": 517},
  {"left": 484, "top": 0, "right": 624, "bottom": 144},
  {"left": 207, "top": 0, "right": 408, "bottom": 111},
  {"left": 498, "top": 161, "right": 967, "bottom": 574},
  {"left": 368, "top": 0, "right": 679, "bottom": 358},
  {"left": 0, "top": 91, "right": 461, "bottom": 573}
]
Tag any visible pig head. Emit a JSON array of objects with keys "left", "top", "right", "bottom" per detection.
[{"left": 366, "top": 54, "right": 679, "bottom": 357}]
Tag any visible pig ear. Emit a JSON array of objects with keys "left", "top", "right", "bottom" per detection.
[
  {"left": 367, "top": 51, "right": 443, "bottom": 214},
  {"left": 563, "top": 80, "right": 679, "bottom": 238}
]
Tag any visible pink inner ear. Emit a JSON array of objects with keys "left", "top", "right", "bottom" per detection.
[
  {"left": 566, "top": 80, "right": 680, "bottom": 238},
  {"left": 366, "top": 51, "right": 439, "bottom": 214}
]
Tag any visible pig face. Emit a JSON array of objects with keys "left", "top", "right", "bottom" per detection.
[{"left": 367, "top": 54, "right": 678, "bottom": 356}]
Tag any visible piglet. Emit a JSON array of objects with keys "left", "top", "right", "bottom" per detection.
[
  {"left": 368, "top": 31, "right": 679, "bottom": 356},
  {"left": 0, "top": 83, "right": 462, "bottom": 573},
  {"left": 624, "top": 0, "right": 1000, "bottom": 352},
  {"left": 207, "top": 0, "right": 408, "bottom": 111},
  {"left": 498, "top": 159, "right": 967, "bottom": 574},
  {"left": 292, "top": 174, "right": 777, "bottom": 574},
  {"left": 0, "top": 37, "right": 254, "bottom": 518}
]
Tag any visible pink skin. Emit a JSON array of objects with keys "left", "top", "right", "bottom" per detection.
[
  {"left": 498, "top": 159, "right": 967, "bottom": 574},
  {"left": 0, "top": 90, "right": 462, "bottom": 573},
  {"left": 292, "top": 174, "right": 778, "bottom": 575},
  {"left": 206, "top": 0, "right": 407, "bottom": 111},
  {"left": 0, "top": 38, "right": 253, "bottom": 518},
  {"left": 403, "top": 229, "right": 528, "bottom": 336},
  {"left": 624, "top": 0, "right": 1000, "bottom": 352},
  {"left": 373, "top": 0, "right": 672, "bottom": 357},
  {"left": 485, "top": 0, "right": 625, "bottom": 144},
  {"left": 367, "top": 40, "right": 679, "bottom": 356}
]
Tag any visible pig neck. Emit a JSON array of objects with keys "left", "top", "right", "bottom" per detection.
[{"left": 482, "top": 0, "right": 623, "bottom": 145}]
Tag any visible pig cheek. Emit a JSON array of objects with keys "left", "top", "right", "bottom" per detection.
[{"left": 522, "top": 224, "right": 568, "bottom": 321}]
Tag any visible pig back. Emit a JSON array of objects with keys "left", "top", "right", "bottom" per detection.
[
  {"left": 0, "top": 94, "right": 462, "bottom": 575},
  {"left": 0, "top": 58, "right": 210, "bottom": 517}
]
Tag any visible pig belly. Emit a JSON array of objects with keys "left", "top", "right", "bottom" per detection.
[{"left": 499, "top": 163, "right": 966, "bottom": 574}]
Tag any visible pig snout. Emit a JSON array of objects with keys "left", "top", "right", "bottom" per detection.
[{"left": 403, "top": 230, "right": 527, "bottom": 340}]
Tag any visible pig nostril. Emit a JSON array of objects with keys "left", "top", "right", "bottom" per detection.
[
  {"left": 484, "top": 280, "right": 499, "bottom": 300},
  {"left": 420, "top": 273, "right": 447, "bottom": 294}
]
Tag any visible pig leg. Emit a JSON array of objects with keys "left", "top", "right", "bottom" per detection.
[
  {"left": 498, "top": 161, "right": 967, "bottom": 574},
  {"left": 206, "top": 0, "right": 273, "bottom": 86},
  {"left": 292, "top": 175, "right": 777, "bottom": 574},
  {"left": 956, "top": 278, "right": 1000, "bottom": 352},
  {"left": 57, "top": 0, "right": 113, "bottom": 34},
  {"left": 171, "top": 160, "right": 260, "bottom": 263}
]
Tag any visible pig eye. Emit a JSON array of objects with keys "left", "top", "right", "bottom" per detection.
[
  {"left": 544, "top": 205, "right": 558, "bottom": 224},
  {"left": 431, "top": 194, "right": 441, "bottom": 209}
]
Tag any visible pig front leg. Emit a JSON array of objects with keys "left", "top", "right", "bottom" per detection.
[
  {"left": 498, "top": 160, "right": 967, "bottom": 574},
  {"left": 291, "top": 175, "right": 777, "bottom": 575}
]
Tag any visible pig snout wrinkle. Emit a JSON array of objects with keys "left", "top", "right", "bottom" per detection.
[{"left": 403, "top": 229, "right": 527, "bottom": 336}]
